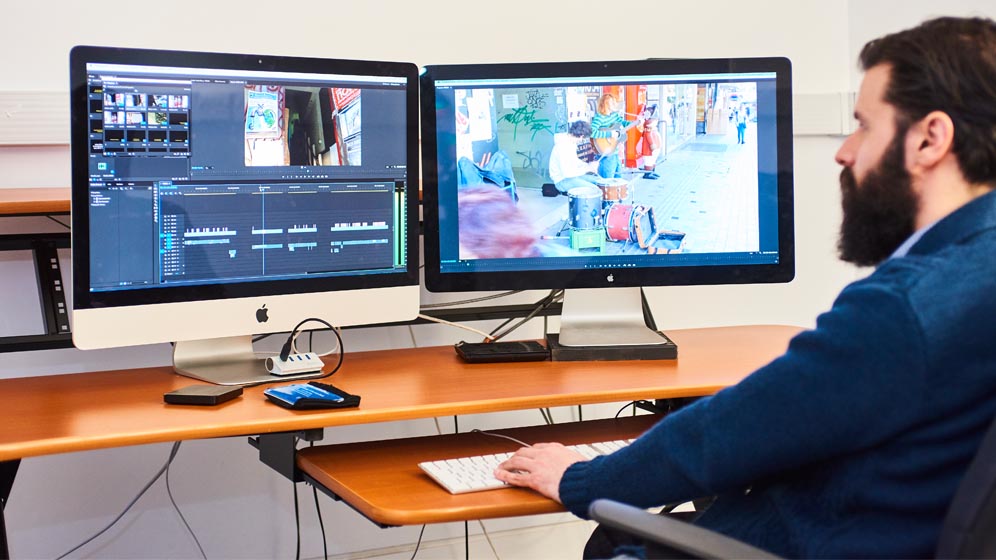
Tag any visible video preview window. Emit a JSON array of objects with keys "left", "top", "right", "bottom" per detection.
[
  {"left": 447, "top": 81, "right": 762, "bottom": 260},
  {"left": 244, "top": 85, "right": 362, "bottom": 167}
]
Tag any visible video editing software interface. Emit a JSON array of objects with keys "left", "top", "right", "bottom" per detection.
[
  {"left": 84, "top": 62, "right": 410, "bottom": 293},
  {"left": 431, "top": 69, "right": 782, "bottom": 274}
]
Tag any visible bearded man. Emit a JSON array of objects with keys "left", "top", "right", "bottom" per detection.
[{"left": 495, "top": 16, "right": 996, "bottom": 559}]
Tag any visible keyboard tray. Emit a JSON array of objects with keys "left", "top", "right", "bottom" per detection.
[{"left": 296, "top": 414, "right": 660, "bottom": 526}]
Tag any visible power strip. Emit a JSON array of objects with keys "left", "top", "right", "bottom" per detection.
[{"left": 265, "top": 353, "right": 324, "bottom": 376}]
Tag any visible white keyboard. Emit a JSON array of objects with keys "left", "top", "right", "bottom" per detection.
[{"left": 419, "top": 438, "right": 634, "bottom": 494}]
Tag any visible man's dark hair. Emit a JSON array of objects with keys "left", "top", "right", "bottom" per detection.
[
  {"left": 859, "top": 16, "right": 996, "bottom": 186},
  {"left": 569, "top": 120, "right": 592, "bottom": 138}
]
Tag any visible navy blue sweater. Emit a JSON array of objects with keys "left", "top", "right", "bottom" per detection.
[{"left": 559, "top": 190, "right": 996, "bottom": 558}]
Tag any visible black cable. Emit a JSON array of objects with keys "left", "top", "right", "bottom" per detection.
[
  {"left": 409, "top": 525, "right": 426, "bottom": 559},
  {"left": 293, "top": 478, "right": 301, "bottom": 560},
  {"left": 486, "top": 290, "right": 559, "bottom": 340},
  {"left": 488, "top": 316, "right": 516, "bottom": 337},
  {"left": 539, "top": 409, "right": 551, "bottom": 425},
  {"left": 280, "top": 317, "right": 345, "bottom": 379},
  {"left": 490, "top": 289, "right": 563, "bottom": 342},
  {"left": 421, "top": 290, "right": 522, "bottom": 310},
  {"left": 465, "top": 520, "right": 470, "bottom": 559},
  {"left": 280, "top": 318, "right": 345, "bottom": 380},
  {"left": 46, "top": 215, "right": 70, "bottom": 229},
  {"left": 615, "top": 401, "right": 639, "bottom": 418},
  {"left": 490, "top": 291, "right": 557, "bottom": 341},
  {"left": 166, "top": 444, "right": 206, "bottom": 559},
  {"left": 285, "top": 318, "right": 335, "bottom": 354},
  {"left": 57, "top": 442, "right": 182, "bottom": 560},
  {"left": 310, "top": 442, "right": 328, "bottom": 560}
]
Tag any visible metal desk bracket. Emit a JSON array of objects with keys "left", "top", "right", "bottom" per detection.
[{"left": 248, "top": 428, "right": 324, "bottom": 482}]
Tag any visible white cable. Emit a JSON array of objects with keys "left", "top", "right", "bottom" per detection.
[
  {"left": 408, "top": 325, "right": 418, "bottom": 348},
  {"left": 290, "top": 326, "right": 341, "bottom": 357},
  {"left": 478, "top": 519, "right": 502, "bottom": 560},
  {"left": 417, "top": 313, "right": 495, "bottom": 342},
  {"left": 470, "top": 429, "right": 532, "bottom": 448}
]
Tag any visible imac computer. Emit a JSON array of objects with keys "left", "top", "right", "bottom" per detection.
[
  {"left": 69, "top": 46, "right": 420, "bottom": 384},
  {"left": 420, "top": 58, "right": 794, "bottom": 353}
]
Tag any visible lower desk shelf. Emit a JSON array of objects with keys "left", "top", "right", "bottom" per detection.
[{"left": 297, "top": 414, "right": 661, "bottom": 526}]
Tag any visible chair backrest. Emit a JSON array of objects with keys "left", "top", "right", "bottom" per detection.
[{"left": 936, "top": 414, "right": 996, "bottom": 558}]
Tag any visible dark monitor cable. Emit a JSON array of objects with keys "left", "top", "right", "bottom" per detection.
[
  {"left": 46, "top": 215, "right": 71, "bottom": 229},
  {"left": 55, "top": 441, "right": 205, "bottom": 560},
  {"left": 418, "top": 289, "right": 561, "bottom": 343}
]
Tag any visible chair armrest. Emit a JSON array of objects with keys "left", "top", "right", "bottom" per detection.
[{"left": 588, "top": 499, "right": 780, "bottom": 559}]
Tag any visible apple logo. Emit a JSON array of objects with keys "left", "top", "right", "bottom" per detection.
[
  {"left": 256, "top": 304, "right": 269, "bottom": 323},
  {"left": 607, "top": 274, "right": 614, "bottom": 283}
]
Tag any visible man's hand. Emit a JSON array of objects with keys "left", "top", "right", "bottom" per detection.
[{"left": 494, "top": 443, "right": 587, "bottom": 503}]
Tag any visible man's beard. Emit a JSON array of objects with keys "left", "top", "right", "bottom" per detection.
[{"left": 837, "top": 129, "right": 919, "bottom": 266}]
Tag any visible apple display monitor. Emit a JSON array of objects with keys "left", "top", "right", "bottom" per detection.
[
  {"left": 70, "top": 46, "right": 420, "bottom": 384},
  {"left": 420, "top": 58, "right": 794, "bottom": 350}
]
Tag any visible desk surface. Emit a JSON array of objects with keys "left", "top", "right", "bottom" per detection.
[
  {"left": 0, "top": 325, "right": 801, "bottom": 462},
  {"left": 0, "top": 188, "right": 71, "bottom": 216}
]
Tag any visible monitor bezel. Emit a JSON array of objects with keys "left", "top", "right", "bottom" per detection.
[
  {"left": 419, "top": 57, "right": 795, "bottom": 292},
  {"left": 69, "top": 45, "right": 421, "bottom": 311}
]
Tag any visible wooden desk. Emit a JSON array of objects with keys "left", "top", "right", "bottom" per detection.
[
  {"left": 0, "top": 325, "right": 800, "bottom": 462},
  {"left": 0, "top": 188, "right": 70, "bottom": 217},
  {"left": 0, "top": 325, "right": 800, "bottom": 555}
]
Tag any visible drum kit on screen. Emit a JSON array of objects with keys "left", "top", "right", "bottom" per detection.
[{"left": 557, "top": 177, "right": 685, "bottom": 255}]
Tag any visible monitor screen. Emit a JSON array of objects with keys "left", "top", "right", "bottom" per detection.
[
  {"left": 70, "top": 46, "right": 420, "bottom": 383},
  {"left": 420, "top": 58, "right": 793, "bottom": 348}
]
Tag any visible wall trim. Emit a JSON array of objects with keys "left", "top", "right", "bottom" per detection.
[
  {"left": 0, "top": 92, "right": 70, "bottom": 146},
  {"left": 0, "top": 90, "right": 854, "bottom": 147}
]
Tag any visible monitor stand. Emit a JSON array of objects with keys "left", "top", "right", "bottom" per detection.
[
  {"left": 547, "top": 287, "right": 677, "bottom": 361},
  {"left": 173, "top": 336, "right": 324, "bottom": 386}
]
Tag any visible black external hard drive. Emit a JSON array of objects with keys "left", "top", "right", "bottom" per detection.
[
  {"left": 454, "top": 340, "right": 550, "bottom": 363},
  {"left": 164, "top": 385, "right": 243, "bottom": 406}
]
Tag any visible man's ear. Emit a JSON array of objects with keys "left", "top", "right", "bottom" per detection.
[{"left": 908, "top": 110, "right": 955, "bottom": 171}]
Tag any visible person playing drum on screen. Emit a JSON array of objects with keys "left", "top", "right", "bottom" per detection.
[{"left": 548, "top": 120, "right": 601, "bottom": 195}]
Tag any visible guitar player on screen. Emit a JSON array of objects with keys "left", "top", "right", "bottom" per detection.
[{"left": 591, "top": 93, "right": 644, "bottom": 179}]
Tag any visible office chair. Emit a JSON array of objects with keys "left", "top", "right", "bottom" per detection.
[{"left": 589, "top": 413, "right": 996, "bottom": 559}]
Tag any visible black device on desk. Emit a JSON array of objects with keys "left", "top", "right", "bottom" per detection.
[
  {"left": 164, "top": 385, "right": 243, "bottom": 405},
  {"left": 455, "top": 340, "right": 549, "bottom": 363}
]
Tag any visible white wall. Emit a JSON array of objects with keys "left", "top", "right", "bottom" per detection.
[{"left": 1, "top": 1, "right": 994, "bottom": 558}]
